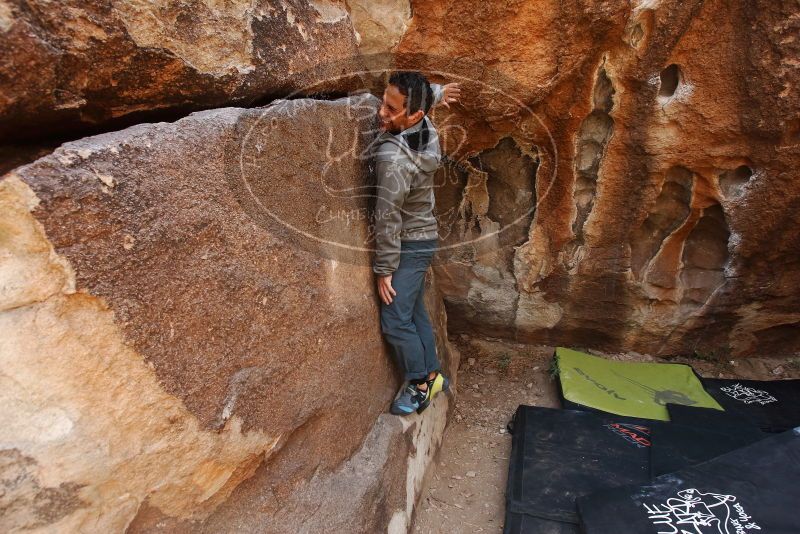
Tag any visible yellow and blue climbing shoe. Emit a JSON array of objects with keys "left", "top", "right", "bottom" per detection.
[
  {"left": 390, "top": 383, "right": 427, "bottom": 416},
  {"left": 416, "top": 372, "right": 450, "bottom": 414}
]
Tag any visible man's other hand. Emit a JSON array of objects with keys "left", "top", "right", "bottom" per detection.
[
  {"left": 439, "top": 82, "right": 462, "bottom": 109},
  {"left": 377, "top": 274, "right": 397, "bottom": 305}
]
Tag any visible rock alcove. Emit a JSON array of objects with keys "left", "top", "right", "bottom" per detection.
[{"left": 1, "top": 1, "right": 799, "bottom": 532}]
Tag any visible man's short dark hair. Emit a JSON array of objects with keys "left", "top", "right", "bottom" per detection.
[{"left": 388, "top": 71, "right": 434, "bottom": 116}]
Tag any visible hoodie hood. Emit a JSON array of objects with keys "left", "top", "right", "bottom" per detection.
[{"left": 372, "top": 115, "right": 441, "bottom": 174}]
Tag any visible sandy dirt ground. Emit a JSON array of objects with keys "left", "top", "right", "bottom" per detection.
[{"left": 411, "top": 334, "right": 800, "bottom": 534}]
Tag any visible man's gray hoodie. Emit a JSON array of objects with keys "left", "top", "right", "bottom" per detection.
[{"left": 371, "top": 84, "right": 444, "bottom": 276}]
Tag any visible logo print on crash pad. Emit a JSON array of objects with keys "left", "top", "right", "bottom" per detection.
[
  {"left": 574, "top": 367, "right": 626, "bottom": 400},
  {"left": 605, "top": 422, "right": 651, "bottom": 448},
  {"left": 720, "top": 383, "right": 778, "bottom": 406},
  {"left": 611, "top": 371, "right": 698, "bottom": 406},
  {"left": 642, "top": 488, "right": 762, "bottom": 534}
]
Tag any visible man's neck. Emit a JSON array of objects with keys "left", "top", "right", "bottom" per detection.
[
  {"left": 403, "top": 116, "right": 424, "bottom": 133},
  {"left": 386, "top": 115, "right": 424, "bottom": 136}
]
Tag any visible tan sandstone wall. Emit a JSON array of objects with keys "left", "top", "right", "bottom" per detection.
[
  {"left": 395, "top": 0, "right": 800, "bottom": 359},
  {"left": 0, "top": 93, "right": 457, "bottom": 533}
]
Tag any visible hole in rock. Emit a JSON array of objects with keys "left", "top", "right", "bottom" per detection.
[
  {"left": 627, "top": 9, "right": 653, "bottom": 49},
  {"left": 476, "top": 139, "right": 538, "bottom": 241},
  {"left": 629, "top": 24, "right": 644, "bottom": 47},
  {"left": 593, "top": 67, "right": 615, "bottom": 113},
  {"left": 680, "top": 203, "right": 730, "bottom": 307},
  {"left": 466, "top": 137, "right": 538, "bottom": 267},
  {"left": 573, "top": 111, "right": 614, "bottom": 237},
  {"left": 631, "top": 166, "right": 693, "bottom": 278},
  {"left": 567, "top": 62, "right": 616, "bottom": 251},
  {"left": 432, "top": 138, "right": 537, "bottom": 270},
  {"left": 658, "top": 64, "right": 681, "bottom": 98},
  {"left": 719, "top": 165, "right": 753, "bottom": 199}
]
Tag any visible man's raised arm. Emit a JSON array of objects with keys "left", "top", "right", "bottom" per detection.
[{"left": 430, "top": 82, "right": 462, "bottom": 109}]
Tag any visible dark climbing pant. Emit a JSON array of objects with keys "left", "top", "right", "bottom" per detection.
[{"left": 380, "top": 238, "right": 440, "bottom": 381}]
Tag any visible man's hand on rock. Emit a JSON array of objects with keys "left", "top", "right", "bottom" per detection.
[
  {"left": 438, "top": 82, "right": 462, "bottom": 109},
  {"left": 377, "top": 274, "right": 397, "bottom": 305}
]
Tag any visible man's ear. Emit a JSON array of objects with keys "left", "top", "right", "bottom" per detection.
[{"left": 408, "top": 109, "right": 424, "bottom": 124}]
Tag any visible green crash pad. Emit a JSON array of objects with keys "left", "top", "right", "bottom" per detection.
[{"left": 555, "top": 348, "right": 721, "bottom": 421}]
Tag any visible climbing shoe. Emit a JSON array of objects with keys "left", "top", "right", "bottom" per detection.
[
  {"left": 416, "top": 372, "right": 450, "bottom": 414},
  {"left": 390, "top": 383, "right": 427, "bottom": 416}
]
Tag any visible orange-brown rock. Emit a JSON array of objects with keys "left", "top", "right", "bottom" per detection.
[
  {"left": 0, "top": 93, "right": 457, "bottom": 532},
  {"left": 396, "top": 0, "right": 800, "bottom": 358}
]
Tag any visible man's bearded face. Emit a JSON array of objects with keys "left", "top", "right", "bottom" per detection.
[{"left": 378, "top": 84, "right": 420, "bottom": 134}]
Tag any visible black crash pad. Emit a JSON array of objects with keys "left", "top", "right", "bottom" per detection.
[
  {"left": 701, "top": 378, "right": 800, "bottom": 433},
  {"left": 503, "top": 514, "right": 579, "bottom": 534},
  {"left": 578, "top": 428, "right": 800, "bottom": 534},
  {"left": 649, "top": 407, "right": 767, "bottom": 478},
  {"left": 504, "top": 405, "right": 657, "bottom": 533},
  {"left": 666, "top": 403, "right": 764, "bottom": 435}
]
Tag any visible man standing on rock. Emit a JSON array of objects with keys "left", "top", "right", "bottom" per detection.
[{"left": 372, "top": 71, "right": 461, "bottom": 416}]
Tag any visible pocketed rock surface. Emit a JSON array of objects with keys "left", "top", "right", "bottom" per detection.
[{"left": 397, "top": 0, "right": 800, "bottom": 359}]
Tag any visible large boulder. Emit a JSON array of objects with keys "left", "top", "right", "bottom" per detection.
[
  {"left": 395, "top": 0, "right": 800, "bottom": 358},
  {"left": 0, "top": 93, "right": 457, "bottom": 532},
  {"left": 0, "top": 0, "right": 367, "bottom": 142}
]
